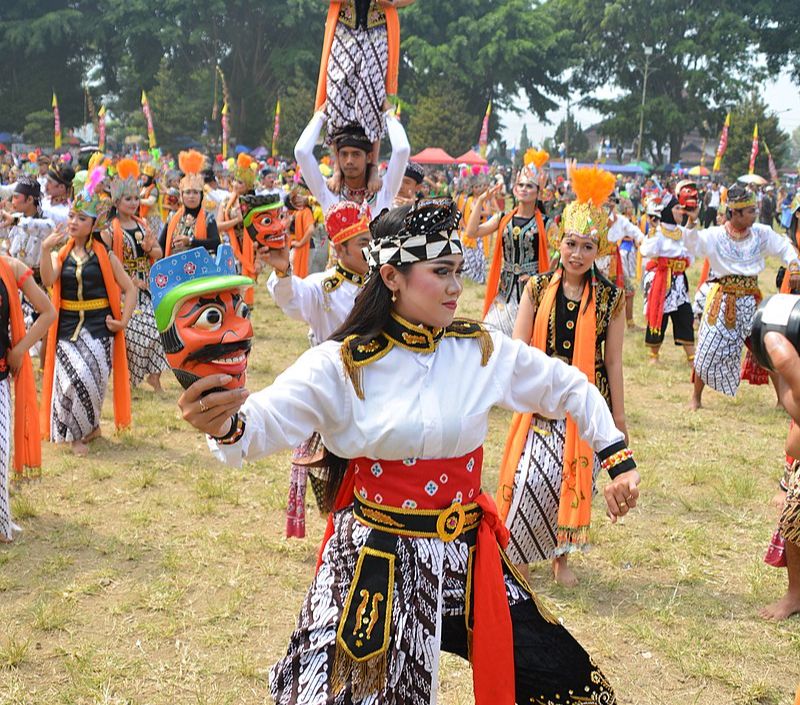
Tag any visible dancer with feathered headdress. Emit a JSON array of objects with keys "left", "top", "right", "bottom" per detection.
[
  {"left": 39, "top": 165, "right": 137, "bottom": 456},
  {"left": 464, "top": 148, "right": 552, "bottom": 337},
  {"left": 495, "top": 163, "right": 636, "bottom": 587},
  {"left": 109, "top": 158, "right": 169, "bottom": 391}
]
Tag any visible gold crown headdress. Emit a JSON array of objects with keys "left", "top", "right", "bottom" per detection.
[
  {"left": 560, "top": 166, "right": 616, "bottom": 256},
  {"left": 178, "top": 150, "right": 206, "bottom": 191},
  {"left": 110, "top": 158, "right": 140, "bottom": 202}
]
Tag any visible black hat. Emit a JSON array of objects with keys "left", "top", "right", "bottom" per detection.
[
  {"left": 658, "top": 195, "right": 679, "bottom": 225},
  {"left": 404, "top": 162, "right": 425, "bottom": 184},
  {"left": 14, "top": 175, "right": 41, "bottom": 200},
  {"left": 332, "top": 124, "right": 372, "bottom": 153},
  {"left": 47, "top": 163, "right": 75, "bottom": 187}
]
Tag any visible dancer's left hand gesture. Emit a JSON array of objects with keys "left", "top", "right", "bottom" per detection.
[{"left": 604, "top": 469, "right": 640, "bottom": 522}]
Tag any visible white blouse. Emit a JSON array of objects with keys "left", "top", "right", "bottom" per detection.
[
  {"left": 209, "top": 332, "right": 625, "bottom": 468},
  {"left": 638, "top": 223, "right": 693, "bottom": 262},
  {"left": 266, "top": 268, "right": 360, "bottom": 345},
  {"left": 682, "top": 224, "right": 799, "bottom": 277}
]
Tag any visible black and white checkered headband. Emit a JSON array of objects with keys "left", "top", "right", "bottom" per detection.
[{"left": 364, "top": 198, "right": 463, "bottom": 274}]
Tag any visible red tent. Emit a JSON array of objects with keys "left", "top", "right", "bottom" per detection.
[
  {"left": 411, "top": 147, "right": 455, "bottom": 165},
  {"left": 455, "top": 149, "right": 487, "bottom": 165}
]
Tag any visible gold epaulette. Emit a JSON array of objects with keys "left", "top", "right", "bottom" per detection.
[
  {"left": 340, "top": 334, "right": 393, "bottom": 400},
  {"left": 444, "top": 319, "right": 494, "bottom": 366},
  {"left": 322, "top": 273, "right": 344, "bottom": 293}
]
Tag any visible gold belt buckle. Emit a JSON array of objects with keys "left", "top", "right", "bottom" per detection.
[{"left": 436, "top": 502, "right": 466, "bottom": 542}]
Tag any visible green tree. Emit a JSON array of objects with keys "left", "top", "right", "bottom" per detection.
[
  {"left": 269, "top": 69, "right": 315, "bottom": 158},
  {"left": 749, "top": 2, "right": 800, "bottom": 83},
  {"left": 519, "top": 125, "right": 531, "bottom": 155},
  {"left": 722, "top": 94, "right": 789, "bottom": 179},
  {"left": 554, "top": 115, "right": 588, "bottom": 157},
  {"left": 401, "top": 0, "right": 575, "bottom": 143},
  {"left": 557, "top": 0, "right": 763, "bottom": 164},
  {"left": 0, "top": 1, "right": 87, "bottom": 133},
  {"left": 405, "top": 80, "right": 475, "bottom": 156},
  {"left": 22, "top": 110, "right": 57, "bottom": 146}
]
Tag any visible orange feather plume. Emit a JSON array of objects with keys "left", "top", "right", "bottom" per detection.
[
  {"left": 236, "top": 153, "right": 254, "bottom": 170},
  {"left": 570, "top": 166, "right": 616, "bottom": 206},
  {"left": 116, "top": 158, "right": 140, "bottom": 181},
  {"left": 524, "top": 148, "right": 550, "bottom": 170},
  {"left": 179, "top": 150, "right": 205, "bottom": 176}
]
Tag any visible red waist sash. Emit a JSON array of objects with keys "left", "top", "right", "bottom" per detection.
[
  {"left": 645, "top": 256, "right": 689, "bottom": 334},
  {"left": 317, "top": 446, "right": 515, "bottom": 705}
]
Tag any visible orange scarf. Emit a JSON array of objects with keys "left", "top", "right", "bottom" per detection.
[
  {"left": 482, "top": 208, "right": 547, "bottom": 318},
  {"left": 0, "top": 259, "right": 40, "bottom": 476},
  {"left": 697, "top": 258, "right": 711, "bottom": 290},
  {"left": 111, "top": 216, "right": 155, "bottom": 264},
  {"left": 139, "top": 183, "right": 156, "bottom": 218},
  {"left": 315, "top": 2, "right": 400, "bottom": 110},
  {"left": 223, "top": 195, "right": 255, "bottom": 305},
  {"left": 165, "top": 207, "right": 208, "bottom": 257},
  {"left": 291, "top": 207, "right": 315, "bottom": 279},
  {"left": 495, "top": 269, "right": 597, "bottom": 550},
  {"left": 41, "top": 238, "right": 131, "bottom": 438}
]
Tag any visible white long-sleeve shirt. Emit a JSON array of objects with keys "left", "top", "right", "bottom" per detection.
[
  {"left": 608, "top": 214, "right": 643, "bottom": 245},
  {"left": 1, "top": 214, "right": 54, "bottom": 269},
  {"left": 266, "top": 266, "right": 361, "bottom": 345},
  {"left": 639, "top": 223, "right": 693, "bottom": 263},
  {"left": 209, "top": 332, "right": 625, "bottom": 468},
  {"left": 682, "top": 223, "right": 799, "bottom": 277},
  {"left": 294, "top": 110, "right": 410, "bottom": 215}
]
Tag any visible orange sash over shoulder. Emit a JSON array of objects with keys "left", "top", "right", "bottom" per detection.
[
  {"left": 222, "top": 195, "right": 255, "bottom": 305},
  {"left": 315, "top": 2, "right": 400, "bottom": 110},
  {"left": 0, "top": 258, "right": 41, "bottom": 476},
  {"left": 495, "top": 270, "right": 597, "bottom": 550},
  {"left": 482, "top": 209, "right": 547, "bottom": 319},
  {"left": 111, "top": 216, "right": 156, "bottom": 264},
  {"left": 165, "top": 207, "right": 208, "bottom": 257},
  {"left": 291, "top": 207, "right": 315, "bottom": 279},
  {"left": 41, "top": 238, "right": 131, "bottom": 438}
]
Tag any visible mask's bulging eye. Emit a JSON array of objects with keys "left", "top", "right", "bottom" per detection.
[
  {"left": 193, "top": 305, "right": 224, "bottom": 331},
  {"left": 236, "top": 300, "right": 251, "bottom": 320}
]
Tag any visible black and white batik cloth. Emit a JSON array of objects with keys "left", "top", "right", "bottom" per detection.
[
  {"left": 641, "top": 266, "right": 690, "bottom": 317},
  {"left": 125, "top": 289, "right": 168, "bottom": 387},
  {"left": 0, "top": 380, "right": 19, "bottom": 542},
  {"left": 326, "top": 21, "right": 388, "bottom": 143},
  {"left": 462, "top": 244, "right": 486, "bottom": 285},
  {"left": 270, "top": 508, "right": 617, "bottom": 705},
  {"left": 694, "top": 293, "right": 757, "bottom": 397},
  {"left": 51, "top": 328, "right": 112, "bottom": 443},
  {"left": 484, "top": 298, "right": 519, "bottom": 338},
  {"left": 505, "top": 417, "right": 601, "bottom": 565}
]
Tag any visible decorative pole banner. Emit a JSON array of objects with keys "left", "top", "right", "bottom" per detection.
[
  {"left": 52, "top": 92, "right": 62, "bottom": 150},
  {"left": 764, "top": 140, "right": 779, "bottom": 184},
  {"left": 712, "top": 112, "right": 730, "bottom": 173},
  {"left": 221, "top": 102, "right": 229, "bottom": 161},
  {"left": 98, "top": 106, "right": 106, "bottom": 152},
  {"left": 272, "top": 99, "right": 281, "bottom": 158},
  {"left": 141, "top": 90, "right": 157, "bottom": 150},
  {"left": 748, "top": 123, "right": 759, "bottom": 175},
  {"left": 479, "top": 100, "right": 492, "bottom": 158}
]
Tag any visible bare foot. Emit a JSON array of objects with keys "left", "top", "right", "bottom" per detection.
[
  {"left": 648, "top": 355, "right": 660, "bottom": 366},
  {"left": 688, "top": 395, "right": 702, "bottom": 411},
  {"left": 758, "top": 593, "right": 800, "bottom": 621},
  {"left": 552, "top": 556, "right": 579, "bottom": 587},
  {"left": 146, "top": 373, "right": 164, "bottom": 393},
  {"left": 84, "top": 427, "right": 102, "bottom": 442},
  {"left": 71, "top": 440, "right": 89, "bottom": 456}
]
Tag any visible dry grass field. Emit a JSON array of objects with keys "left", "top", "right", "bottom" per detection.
[{"left": 1, "top": 259, "right": 799, "bottom": 704}]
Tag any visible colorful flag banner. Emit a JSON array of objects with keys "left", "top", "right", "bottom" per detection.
[
  {"left": 272, "top": 99, "right": 281, "bottom": 157},
  {"left": 52, "top": 92, "right": 62, "bottom": 150},
  {"left": 141, "top": 90, "right": 157, "bottom": 150},
  {"left": 712, "top": 112, "right": 730, "bottom": 173},
  {"left": 763, "top": 140, "right": 779, "bottom": 184},
  {"left": 748, "top": 123, "right": 759, "bottom": 175},
  {"left": 221, "top": 102, "right": 229, "bottom": 161},
  {"left": 98, "top": 106, "right": 106, "bottom": 152},
  {"left": 479, "top": 100, "right": 492, "bottom": 158}
]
